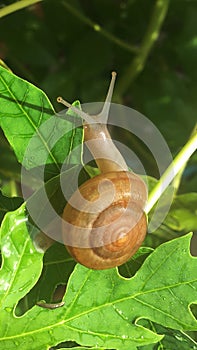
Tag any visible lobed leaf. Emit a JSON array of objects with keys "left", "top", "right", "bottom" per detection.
[
  {"left": 0, "top": 66, "right": 83, "bottom": 172},
  {"left": 0, "top": 204, "right": 196, "bottom": 349}
]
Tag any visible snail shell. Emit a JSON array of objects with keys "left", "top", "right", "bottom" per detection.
[
  {"left": 59, "top": 72, "right": 148, "bottom": 269},
  {"left": 62, "top": 171, "right": 147, "bottom": 269}
]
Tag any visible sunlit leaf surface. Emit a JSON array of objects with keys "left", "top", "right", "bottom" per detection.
[{"left": 0, "top": 206, "right": 196, "bottom": 349}]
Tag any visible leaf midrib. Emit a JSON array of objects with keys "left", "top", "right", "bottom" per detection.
[
  {"left": 0, "top": 231, "right": 30, "bottom": 310},
  {"left": 1, "top": 244, "right": 196, "bottom": 340},
  {"left": 0, "top": 73, "right": 60, "bottom": 171},
  {"left": 0, "top": 272, "right": 196, "bottom": 341}
]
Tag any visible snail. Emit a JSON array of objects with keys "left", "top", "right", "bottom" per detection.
[{"left": 57, "top": 72, "right": 147, "bottom": 270}]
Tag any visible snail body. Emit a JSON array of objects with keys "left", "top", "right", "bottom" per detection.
[{"left": 58, "top": 72, "right": 147, "bottom": 270}]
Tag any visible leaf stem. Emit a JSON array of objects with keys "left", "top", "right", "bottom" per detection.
[
  {"left": 115, "top": 0, "right": 170, "bottom": 98},
  {"left": 0, "top": 0, "right": 43, "bottom": 18},
  {"left": 145, "top": 129, "right": 197, "bottom": 214},
  {"left": 62, "top": 0, "right": 139, "bottom": 54}
]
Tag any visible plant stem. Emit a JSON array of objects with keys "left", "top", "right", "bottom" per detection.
[
  {"left": 0, "top": 59, "right": 12, "bottom": 71},
  {"left": 0, "top": 0, "right": 43, "bottom": 18},
  {"left": 10, "top": 180, "right": 18, "bottom": 197},
  {"left": 62, "top": 0, "right": 139, "bottom": 54},
  {"left": 115, "top": 0, "right": 170, "bottom": 98},
  {"left": 145, "top": 130, "right": 197, "bottom": 214},
  {"left": 180, "top": 331, "right": 197, "bottom": 346},
  {"left": 172, "top": 123, "right": 197, "bottom": 193}
]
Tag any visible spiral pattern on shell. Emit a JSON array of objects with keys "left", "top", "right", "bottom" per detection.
[{"left": 62, "top": 171, "right": 147, "bottom": 269}]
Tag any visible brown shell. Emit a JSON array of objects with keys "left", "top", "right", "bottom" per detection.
[{"left": 62, "top": 171, "right": 147, "bottom": 269}]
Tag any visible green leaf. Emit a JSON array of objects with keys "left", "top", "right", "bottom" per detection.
[
  {"left": 58, "top": 348, "right": 106, "bottom": 350},
  {"left": 118, "top": 246, "right": 153, "bottom": 278},
  {"left": 144, "top": 225, "right": 178, "bottom": 250},
  {"left": 0, "top": 130, "right": 21, "bottom": 181},
  {"left": 17, "top": 242, "right": 76, "bottom": 314},
  {"left": 145, "top": 192, "right": 197, "bottom": 249},
  {"left": 0, "top": 207, "right": 197, "bottom": 350},
  {"left": 24, "top": 246, "right": 152, "bottom": 316},
  {"left": 138, "top": 321, "right": 197, "bottom": 350},
  {"left": 0, "top": 203, "right": 43, "bottom": 314},
  {"left": 0, "top": 190, "right": 23, "bottom": 223},
  {"left": 0, "top": 66, "right": 83, "bottom": 171},
  {"left": 24, "top": 165, "right": 88, "bottom": 241},
  {"left": 164, "top": 193, "right": 197, "bottom": 232}
]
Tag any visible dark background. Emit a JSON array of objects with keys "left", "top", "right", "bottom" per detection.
[{"left": 0, "top": 0, "right": 196, "bottom": 192}]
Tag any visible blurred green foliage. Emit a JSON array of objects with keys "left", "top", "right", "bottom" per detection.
[
  {"left": 0, "top": 3, "right": 196, "bottom": 348},
  {"left": 0, "top": 0, "right": 196, "bottom": 191}
]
